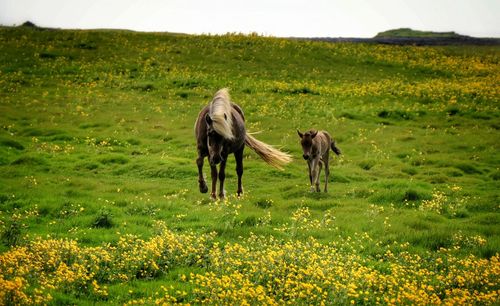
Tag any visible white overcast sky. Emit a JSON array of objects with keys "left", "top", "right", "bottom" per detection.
[{"left": 0, "top": 0, "right": 499, "bottom": 38}]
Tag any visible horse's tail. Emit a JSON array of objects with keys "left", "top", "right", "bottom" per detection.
[
  {"left": 331, "top": 139, "right": 342, "bottom": 156},
  {"left": 245, "top": 133, "right": 292, "bottom": 170}
]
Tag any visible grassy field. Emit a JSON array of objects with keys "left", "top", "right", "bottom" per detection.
[{"left": 0, "top": 26, "right": 499, "bottom": 304}]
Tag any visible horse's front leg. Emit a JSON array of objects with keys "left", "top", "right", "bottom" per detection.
[
  {"left": 309, "top": 157, "right": 319, "bottom": 192},
  {"left": 218, "top": 158, "right": 227, "bottom": 199},
  {"left": 210, "top": 165, "right": 218, "bottom": 199},
  {"left": 316, "top": 160, "right": 323, "bottom": 192},
  {"left": 307, "top": 162, "right": 313, "bottom": 186},
  {"left": 197, "top": 154, "right": 208, "bottom": 193},
  {"left": 308, "top": 158, "right": 318, "bottom": 192},
  {"left": 235, "top": 148, "right": 244, "bottom": 197}
]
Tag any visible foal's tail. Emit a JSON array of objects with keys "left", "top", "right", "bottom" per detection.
[
  {"left": 245, "top": 133, "right": 292, "bottom": 170},
  {"left": 331, "top": 139, "right": 342, "bottom": 156}
]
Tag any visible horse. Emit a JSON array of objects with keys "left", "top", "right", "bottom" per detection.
[
  {"left": 297, "top": 129, "right": 341, "bottom": 192},
  {"left": 195, "top": 89, "right": 292, "bottom": 199}
]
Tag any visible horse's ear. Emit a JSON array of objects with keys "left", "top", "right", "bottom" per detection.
[
  {"left": 311, "top": 130, "right": 318, "bottom": 139},
  {"left": 205, "top": 113, "right": 212, "bottom": 125},
  {"left": 297, "top": 130, "right": 303, "bottom": 138}
]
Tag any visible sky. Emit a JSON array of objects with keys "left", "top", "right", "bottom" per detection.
[{"left": 0, "top": 0, "right": 499, "bottom": 38}]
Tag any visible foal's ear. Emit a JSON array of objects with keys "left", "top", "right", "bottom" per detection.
[
  {"left": 205, "top": 113, "right": 213, "bottom": 125},
  {"left": 297, "top": 130, "right": 303, "bottom": 138},
  {"left": 311, "top": 130, "right": 318, "bottom": 139}
]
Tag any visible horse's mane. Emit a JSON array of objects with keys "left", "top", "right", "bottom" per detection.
[{"left": 209, "top": 88, "right": 234, "bottom": 140}]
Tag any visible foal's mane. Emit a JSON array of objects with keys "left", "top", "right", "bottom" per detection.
[{"left": 209, "top": 88, "right": 234, "bottom": 140}]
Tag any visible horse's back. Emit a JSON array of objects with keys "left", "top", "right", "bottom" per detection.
[
  {"left": 318, "top": 130, "right": 341, "bottom": 156},
  {"left": 321, "top": 131, "right": 332, "bottom": 145},
  {"left": 195, "top": 106, "right": 210, "bottom": 155},
  {"left": 195, "top": 106, "right": 209, "bottom": 137},
  {"left": 229, "top": 104, "right": 246, "bottom": 148}
]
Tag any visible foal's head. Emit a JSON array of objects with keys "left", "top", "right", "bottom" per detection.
[
  {"left": 297, "top": 130, "right": 318, "bottom": 160},
  {"left": 205, "top": 113, "right": 225, "bottom": 166}
]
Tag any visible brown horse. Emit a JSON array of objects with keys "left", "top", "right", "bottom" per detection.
[
  {"left": 195, "top": 89, "right": 292, "bottom": 199},
  {"left": 297, "top": 129, "right": 341, "bottom": 192}
]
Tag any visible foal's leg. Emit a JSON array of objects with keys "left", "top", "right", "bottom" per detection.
[
  {"left": 197, "top": 154, "right": 208, "bottom": 193},
  {"left": 307, "top": 162, "right": 313, "bottom": 186},
  {"left": 323, "top": 151, "right": 330, "bottom": 193},
  {"left": 316, "top": 160, "right": 323, "bottom": 192},
  {"left": 307, "top": 160, "right": 314, "bottom": 192},
  {"left": 218, "top": 158, "right": 227, "bottom": 199},
  {"left": 309, "top": 158, "right": 320, "bottom": 192},
  {"left": 210, "top": 165, "right": 218, "bottom": 200},
  {"left": 235, "top": 148, "right": 244, "bottom": 197}
]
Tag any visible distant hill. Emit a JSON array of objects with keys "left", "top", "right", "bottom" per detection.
[
  {"left": 375, "top": 28, "right": 465, "bottom": 38},
  {"left": 303, "top": 28, "right": 500, "bottom": 46},
  {"left": 21, "top": 21, "right": 37, "bottom": 28},
  {"left": 372, "top": 28, "right": 499, "bottom": 45}
]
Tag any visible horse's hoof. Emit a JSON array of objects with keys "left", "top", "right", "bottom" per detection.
[
  {"left": 199, "top": 183, "right": 208, "bottom": 193},
  {"left": 218, "top": 190, "right": 226, "bottom": 199}
]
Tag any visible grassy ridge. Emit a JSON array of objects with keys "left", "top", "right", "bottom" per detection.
[
  {"left": 375, "top": 28, "right": 463, "bottom": 38},
  {"left": 0, "top": 26, "right": 499, "bottom": 304}
]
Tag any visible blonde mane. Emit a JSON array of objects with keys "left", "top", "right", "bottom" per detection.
[{"left": 209, "top": 88, "right": 234, "bottom": 140}]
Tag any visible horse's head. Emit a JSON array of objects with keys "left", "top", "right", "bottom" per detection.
[
  {"left": 297, "top": 130, "right": 317, "bottom": 160},
  {"left": 205, "top": 113, "right": 225, "bottom": 165}
]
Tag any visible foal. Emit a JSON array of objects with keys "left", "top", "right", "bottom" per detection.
[{"left": 297, "top": 130, "right": 341, "bottom": 192}]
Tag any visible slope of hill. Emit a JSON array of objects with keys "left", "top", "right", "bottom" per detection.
[{"left": 0, "top": 26, "right": 499, "bottom": 305}]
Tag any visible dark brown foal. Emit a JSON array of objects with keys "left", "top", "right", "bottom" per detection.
[{"left": 297, "top": 129, "right": 341, "bottom": 192}]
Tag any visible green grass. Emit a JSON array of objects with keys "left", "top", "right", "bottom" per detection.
[{"left": 0, "top": 26, "right": 499, "bottom": 304}]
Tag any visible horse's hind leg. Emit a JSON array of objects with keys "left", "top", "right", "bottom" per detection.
[
  {"left": 323, "top": 151, "right": 330, "bottom": 193},
  {"left": 235, "top": 148, "right": 244, "bottom": 197},
  {"left": 197, "top": 155, "right": 208, "bottom": 193}
]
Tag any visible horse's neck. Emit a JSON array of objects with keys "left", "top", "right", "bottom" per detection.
[{"left": 231, "top": 103, "right": 245, "bottom": 121}]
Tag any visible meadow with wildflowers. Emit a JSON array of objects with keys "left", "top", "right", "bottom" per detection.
[{"left": 0, "top": 26, "right": 499, "bottom": 304}]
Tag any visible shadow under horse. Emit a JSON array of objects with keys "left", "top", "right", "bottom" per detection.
[{"left": 195, "top": 89, "right": 292, "bottom": 199}]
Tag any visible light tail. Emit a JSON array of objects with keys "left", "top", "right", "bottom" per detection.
[{"left": 244, "top": 133, "right": 292, "bottom": 170}]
